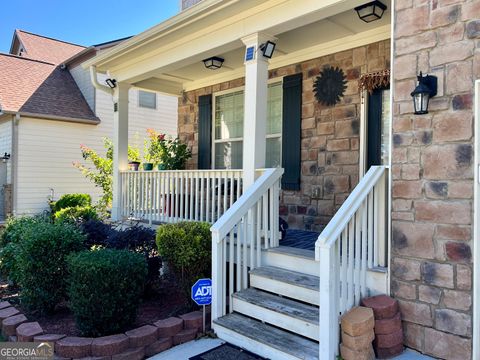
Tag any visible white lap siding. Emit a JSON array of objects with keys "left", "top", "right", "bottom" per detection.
[{"left": 15, "top": 87, "right": 177, "bottom": 215}]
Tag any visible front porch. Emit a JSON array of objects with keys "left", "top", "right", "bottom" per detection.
[{"left": 84, "top": 0, "right": 393, "bottom": 358}]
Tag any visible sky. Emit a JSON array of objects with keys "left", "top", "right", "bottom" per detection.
[{"left": 0, "top": 0, "right": 179, "bottom": 52}]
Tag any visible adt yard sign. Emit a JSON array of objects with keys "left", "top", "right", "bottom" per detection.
[{"left": 192, "top": 278, "right": 212, "bottom": 306}]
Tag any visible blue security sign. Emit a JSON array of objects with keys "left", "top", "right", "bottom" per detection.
[
  {"left": 245, "top": 46, "right": 255, "bottom": 61},
  {"left": 192, "top": 278, "right": 212, "bottom": 306}
]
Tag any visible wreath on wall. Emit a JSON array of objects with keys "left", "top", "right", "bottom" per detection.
[{"left": 313, "top": 66, "right": 347, "bottom": 106}]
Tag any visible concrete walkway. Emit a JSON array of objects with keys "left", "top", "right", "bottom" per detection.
[{"left": 149, "top": 339, "right": 436, "bottom": 360}]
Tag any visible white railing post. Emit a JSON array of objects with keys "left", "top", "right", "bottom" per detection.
[
  {"left": 375, "top": 170, "right": 387, "bottom": 267},
  {"left": 318, "top": 242, "right": 337, "bottom": 360},
  {"left": 211, "top": 230, "right": 224, "bottom": 322}
]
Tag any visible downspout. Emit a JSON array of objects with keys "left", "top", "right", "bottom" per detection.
[{"left": 89, "top": 65, "right": 114, "bottom": 95}]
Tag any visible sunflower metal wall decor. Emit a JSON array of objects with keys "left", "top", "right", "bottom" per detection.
[{"left": 313, "top": 66, "right": 348, "bottom": 106}]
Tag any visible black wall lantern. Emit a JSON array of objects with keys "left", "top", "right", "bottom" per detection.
[
  {"left": 203, "top": 56, "right": 224, "bottom": 70},
  {"left": 354, "top": 1, "right": 387, "bottom": 23},
  {"left": 411, "top": 72, "right": 437, "bottom": 115}
]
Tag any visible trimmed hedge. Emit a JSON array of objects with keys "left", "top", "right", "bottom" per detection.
[
  {"left": 16, "top": 221, "right": 85, "bottom": 313},
  {"left": 156, "top": 222, "right": 211, "bottom": 300},
  {"left": 52, "top": 193, "right": 91, "bottom": 213},
  {"left": 54, "top": 206, "right": 99, "bottom": 224},
  {"left": 67, "top": 249, "right": 147, "bottom": 336}
]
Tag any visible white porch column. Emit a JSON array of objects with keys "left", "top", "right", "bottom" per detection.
[
  {"left": 241, "top": 33, "right": 274, "bottom": 188},
  {"left": 111, "top": 82, "right": 130, "bottom": 221}
]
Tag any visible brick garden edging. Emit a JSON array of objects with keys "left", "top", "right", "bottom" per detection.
[{"left": 0, "top": 300, "right": 209, "bottom": 359}]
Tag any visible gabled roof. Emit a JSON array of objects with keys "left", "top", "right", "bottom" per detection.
[
  {"left": 12, "top": 30, "right": 86, "bottom": 65},
  {"left": 0, "top": 53, "right": 98, "bottom": 123}
]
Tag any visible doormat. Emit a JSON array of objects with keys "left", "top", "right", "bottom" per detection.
[{"left": 189, "top": 343, "right": 267, "bottom": 360}]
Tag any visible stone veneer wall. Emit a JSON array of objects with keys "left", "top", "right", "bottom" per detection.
[
  {"left": 178, "top": 39, "right": 390, "bottom": 231},
  {"left": 181, "top": 0, "right": 202, "bottom": 10},
  {"left": 391, "top": 1, "right": 479, "bottom": 359}
]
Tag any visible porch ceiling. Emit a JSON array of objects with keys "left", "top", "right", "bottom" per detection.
[{"left": 85, "top": 0, "right": 391, "bottom": 95}]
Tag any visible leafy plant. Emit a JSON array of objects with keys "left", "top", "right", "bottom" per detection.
[
  {"left": 0, "top": 216, "right": 50, "bottom": 283},
  {"left": 51, "top": 193, "right": 91, "bottom": 213},
  {"left": 145, "top": 129, "right": 192, "bottom": 170},
  {"left": 67, "top": 249, "right": 147, "bottom": 336},
  {"left": 73, "top": 138, "right": 140, "bottom": 209},
  {"left": 156, "top": 222, "right": 211, "bottom": 302},
  {"left": 80, "top": 219, "right": 115, "bottom": 249},
  {"left": 16, "top": 221, "right": 85, "bottom": 313},
  {"left": 54, "top": 206, "right": 99, "bottom": 224}
]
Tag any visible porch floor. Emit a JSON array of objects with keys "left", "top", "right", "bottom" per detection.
[{"left": 280, "top": 229, "right": 320, "bottom": 251}]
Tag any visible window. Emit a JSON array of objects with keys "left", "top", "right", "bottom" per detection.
[
  {"left": 213, "top": 83, "right": 283, "bottom": 169},
  {"left": 138, "top": 90, "right": 157, "bottom": 109}
]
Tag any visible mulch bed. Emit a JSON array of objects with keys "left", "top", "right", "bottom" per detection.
[{"left": 0, "top": 279, "right": 191, "bottom": 337}]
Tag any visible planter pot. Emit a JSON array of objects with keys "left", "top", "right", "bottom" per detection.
[
  {"left": 143, "top": 163, "right": 154, "bottom": 171},
  {"left": 157, "top": 164, "right": 166, "bottom": 170},
  {"left": 128, "top": 161, "right": 141, "bottom": 171}
]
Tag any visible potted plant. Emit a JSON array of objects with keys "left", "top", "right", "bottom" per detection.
[
  {"left": 144, "top": 129, "right": 164, "bottom": 170},
  {"left": 128, "top": 145, "right": 141, "bottom": 171},
  {"left": 157, "top": 135, "right": 192, "bottom": 170}
]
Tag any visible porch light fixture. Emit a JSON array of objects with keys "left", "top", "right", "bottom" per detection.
[
  {"left": 411, "top": 72, "right": 437, "bottom": 115},
  {"left": 260, "top": 41, "right": 276, "bottom": 59},
  {"left": 1, "top": 153, "right": 10, "bottom": 162},
  {"left": 105, "top": 78, "right": 117, "bottom": 89},
  {"left": 354, "top": 1, "right": 387, "bottom": 23},
  {"left": 203, "top": 56, "right": 224, "bottom": 70}
]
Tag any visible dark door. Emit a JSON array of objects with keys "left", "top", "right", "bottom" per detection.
[{"left": 367, "top": 88, "right": 391, "bottom": 169}]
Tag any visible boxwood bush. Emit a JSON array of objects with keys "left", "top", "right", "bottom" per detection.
[
  {"left": 16, "top": 221, "right": 85, "bottom": 313},
  {"left": 52, "top": 193, "right": 91, "bottom": 213},
  {"left": 67, "top": 249, "right": 147, "bottom": 336},
  {"left": 0, "top": 216, "right": 49, "bottom": 282},
  {"left": 54, "top": 206, "right": 99, "bottom": 224},
  {"left": 156, "top": 222, "right": 211, "bottom": 300}
]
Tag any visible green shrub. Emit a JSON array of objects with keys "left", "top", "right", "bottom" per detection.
[
  {"left": 156, "top": 222, "right": 211, "bottom": 300},
  {"left": 67, "top": 249, "right": 147, "bottom": 336},
  {"left": 16, "top": 221, "right": 85, "bottom": 313},
  {"left": 54, "top": 206, "right": 99, "bottom": 224},
  {"left": 0, "top": 216, "right": 50, "bottom": 283},
  {"left": 52, "top": 193, "right": 91, "bottom": 213}
]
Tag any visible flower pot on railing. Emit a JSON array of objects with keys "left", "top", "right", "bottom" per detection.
[
  {"left": 157, "top": 164, "right": 166, "bottom": 170},
  {"left": 143, "top": 163, "right": 154, "bottom": 171},
  {"left": 128, "top": 161, "right": 140, "bottom": 171}
]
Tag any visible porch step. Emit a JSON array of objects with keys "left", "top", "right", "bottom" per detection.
[
  {"left": 213, "top": 313, "right": 319, "bottom": 360},
  {"left": 249, "top": 266, "right": 320, "bottom": 306},
  {"left": 232, "top": 288, "right": 319, "bottom": 340},
  {"left": 263, "top": 246, "right": 318, "bottom": 276}
]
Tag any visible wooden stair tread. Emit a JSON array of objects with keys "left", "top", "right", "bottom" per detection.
[
  {"left": 266, "top": 246, "right": 315, "bottom": 259},
  {"left": 250, "top": 266, "right": 320, "bottom": 292},
  {"left": 233, "top": 288, "right": 319, "bottom": 324},
  {"left": 214, "top": 313, "right": 319, "bottom": 359}
]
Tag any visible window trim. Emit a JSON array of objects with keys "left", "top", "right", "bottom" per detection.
[
  {"left": 211, "top": 78, "right": 283, "bottom": 169},
  {"left": 138, "top": 90, "right": 157, "bottom": 109}
]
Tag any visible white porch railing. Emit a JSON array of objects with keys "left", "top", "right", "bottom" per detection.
[
  {"left": 315, "top": 165, "right": 388, "bottom": 359},
  {"left": 210, "top": 168, "right": 284, "bottom": 322},
  {"left": 120, "top": 170, "right": 243, "bottom": 223}
]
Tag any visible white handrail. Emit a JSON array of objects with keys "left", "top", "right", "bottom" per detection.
[
  {"left": 316, "top": 165, "right": 388, "bottom": 359},
  {"left": 211, "top": 167, "right": 284, "bottom": 324},
  {"left": 315, "top": 166, "right": 387, "bottom": 254},
  {"left": 211, "top": 168, "right": 284, "bottom": 240}
]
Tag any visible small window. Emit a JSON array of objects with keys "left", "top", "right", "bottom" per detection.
[{"left": 138, "top": 90, "right": 157, "bottom": 109}]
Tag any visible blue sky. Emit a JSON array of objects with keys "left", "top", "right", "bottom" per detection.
[{"left": 0, "top": 1, "right": 179, "bottom": 52}]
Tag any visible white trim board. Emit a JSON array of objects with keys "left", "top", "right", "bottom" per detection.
[{"left": 473, "top": 79, "right": 480, "bottom": 360}]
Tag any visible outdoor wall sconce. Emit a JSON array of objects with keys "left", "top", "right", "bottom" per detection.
[
  {"left": 1, "top": 153, "right": 10, "bottom": 162},
  {"left": 260, "top": 41, "right": 276, "bottom": 59},
  {"left": 354, "top": 1, "right": 387, "bottom": 23},
  {"left": 105, "top": 78, "right": 117, "bottom": 89},
  {"left": 410, "top": 72, "right": 437, "bottom": 115},
  {"left": 203, "top": 56, "right": 224, "bottom": 70}
]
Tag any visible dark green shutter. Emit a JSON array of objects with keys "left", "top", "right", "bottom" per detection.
[
  {"left": 281, "top": 73, "right": 302, "bottom": 191},
  {"left": 198, "top": 94, "right": 212, "bottom": 169}
]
